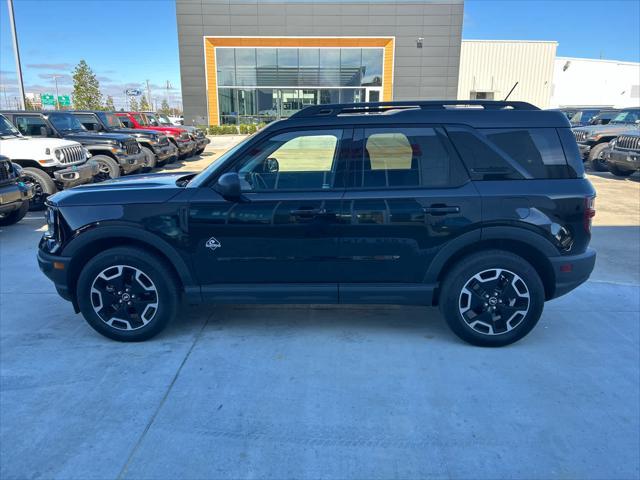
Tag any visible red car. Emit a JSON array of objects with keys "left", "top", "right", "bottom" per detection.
[{"left": 116, "top": 112, "right": 196, "bottom": 159}]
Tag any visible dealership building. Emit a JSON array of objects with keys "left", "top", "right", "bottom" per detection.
[
  {"left": 176, "top": 0, "right": 464, "bottom": 125},
  {"left": 176, "top": 0, "right": 639, "bottom": 125}
]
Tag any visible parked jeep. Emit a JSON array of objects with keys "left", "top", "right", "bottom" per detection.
[
  {"left": 605, "top": 132, "right": 640, "bottom": 177},
  {"left": 572, "top": 107, "right": 640, "bottom": 171},
  {"left": 0, "top": 113, "right": 98, "bottom": 210},
  {"left": 1, "top": 111, "right": 146, "bottom": 180},
  {"left": 145, "top": 111, "right": 210, "bottom": 155},
  {"left": 71, "top": 111, "right": 178, "bottom": 170},
  {"left": 586, "top": 109, "right": 619, "bottom": 126},
  {"left": 38, "top": 100, "right": 596, "bottom": 347},
  {"left": 0, "top": 154, "right": 34, "bottom": 225},
  {"left": 116, "top": 112, "right": 195, "bottom": 160}
]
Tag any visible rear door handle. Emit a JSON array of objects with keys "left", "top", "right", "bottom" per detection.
[{"left": 422, "top": 205, "right": 460, "bottom": 215}]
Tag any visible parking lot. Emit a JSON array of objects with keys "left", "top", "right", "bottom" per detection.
[{"left": 1, "top": 142, "right": 639, "bottom": 479}]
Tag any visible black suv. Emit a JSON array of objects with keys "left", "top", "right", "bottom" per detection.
[
  {"left": 38, "top": 101, "right": 596, "bottom": 346},
  {"left": 71, "top": 111, "right": 178, "bottom": 169},
  {"left": 0, "top": 155, "right": 34, "bottom": 225},
  {"left": 2, "top": 110, "right": 145, "bottom": 180}
]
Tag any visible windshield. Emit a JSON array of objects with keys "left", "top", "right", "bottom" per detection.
[
  {"left": 99, "top": 112, "right": 124, "bottom": 128},
  {"left": 133, "top": 114, "right": 148, "bottom": 126},
  {"left": 570, "top": 110, "right": 597, "bottom": 124},
  {"left": 157, "top": 114, "right": 172, "bottom": 125},
  {"left": 48, "top": 113, "right": 86, "bottom": 132},
  {"left": 189, "top": 132, "right": 259, "bottom": 188},
  {"left": 0, "top": 115, "right": 20, "bottom": 137},
  {"left": 144, "top": 113, "right": 161, "bottom": 127},
  {"left": 611, "top": 110, "right": 640, "bottom": 124}
]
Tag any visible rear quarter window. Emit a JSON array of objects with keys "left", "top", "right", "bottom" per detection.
[{"left": 481, "top": 128, "right": 576, "bottom": 179}]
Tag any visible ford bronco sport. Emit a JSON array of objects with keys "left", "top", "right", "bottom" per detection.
[
  {"left": 0, "top": 113, "right": 98, "bottom": 210},
  {"left": 71, "top": 111, "right": 178, "bottom": 170},
  {"left": 38, "top": 100, "right": 596, "bottom": 347}
]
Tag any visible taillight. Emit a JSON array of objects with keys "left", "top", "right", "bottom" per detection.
[{"left": 584, "top": 196, "right": 596, "bottom": 233}]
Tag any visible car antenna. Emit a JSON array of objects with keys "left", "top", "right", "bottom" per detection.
[{"left": 504, "top": 82, "right": 519, "bottom": 101}]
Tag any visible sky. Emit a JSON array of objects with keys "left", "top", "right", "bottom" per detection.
[{"left": 1, "top": 0, "right": 639, "bottom": 110}]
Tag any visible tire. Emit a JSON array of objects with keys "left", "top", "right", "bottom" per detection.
[
  {"left": 0, "top": 201, "right": 29, "bottom": 226},
  {"left": 588, "top": 143, "right": 610, "bottom": 172},
  {"left": 609, "top": 164, "right": 635, "bottom": 177},
  {"left": 140, "top": 145, "right": 157, "bottom": 171},
  {"left": 76, "top": 246, "right": 179, "bottom": 342},
  {"left": 194, "top": 148, "right": 204, "bottom": 156},
  {"left": 439, "top": 250, "right": 545, "bottom": 347},
  {"left": 91, "top": 155, "right": 120, "bottom": 180},
  {"left": 20, "top": 167, "right": 56, "bottom": 211}
]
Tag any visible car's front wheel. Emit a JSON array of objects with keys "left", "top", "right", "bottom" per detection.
[
  {"left": 140, "top": 145, "right": 157, "bottom": 172},
  {"left": 91, "top": 155, "right": 121, "bottom": 180},
  {"left": 439, "top": 250, "right": 545, "bottom": 347},
  {"left": 588, "top": 143, "right": 610, "bottom": 172},
  {"left": 608, "top": 163, "right": 635, "bottom": 177},
  {"left": 76, "top": 247, "right": 178, "bottom": 341}
]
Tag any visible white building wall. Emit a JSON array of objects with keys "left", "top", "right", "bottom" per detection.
[
  {"left": 457, "top": 40, "right": 557, "bottom": 108},
  {"left": 550, "top": 57, "right": 640, "bottom": 108}
]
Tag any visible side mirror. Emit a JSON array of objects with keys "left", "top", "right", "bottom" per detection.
[
  {"left": 93, "top": 123, "right": 103, "bottom": 132},
  {"left": 39, "top": 125, "right": 50, "bottom": 137},
  {"left": 214, "top": 172, "right": 241, "bottom": 200}
]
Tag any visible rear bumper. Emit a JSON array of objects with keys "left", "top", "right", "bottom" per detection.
[
  {"left": 117, "top": 151, "right": 146, "bottom": 174},
  {"left": 53, "top": 161, "right": 100, "bottom": 188},
  {"left": 606, "top": 149, "right": 640, "bottom": 171},
  {"left": 37, "top": 249, "right": 73, "bottom": 302},
  {"left": 0, "top": 181, "right": 34, "bottom": 213},
  {"left": 549, "top": 248, "right": 596, "bottom": 299}
]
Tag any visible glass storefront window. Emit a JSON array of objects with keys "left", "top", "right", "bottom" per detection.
[
  {"left": 216, "top": 47, "right": 384, "bottom": 124},
  {"left": 235, "top": 48, "right": 257, "bottom": 86},
  {"left": 216, "top": 49, "right": 236, "bottom": 86},
  {"left": 340, "top": 49, "right": 362, "bottom": 86},
  {"left": 362, "top": 49, "right": 383, "bottom": 86},
  {"left": 319, "top": 49, "right": 341, "bottom": 86}
]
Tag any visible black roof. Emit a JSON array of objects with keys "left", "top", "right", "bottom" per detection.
[{"left": 279, "top": 101, "right": 572, "bottom": 129}]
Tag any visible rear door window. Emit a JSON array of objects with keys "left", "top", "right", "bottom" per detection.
[
  {"left": 482, "top": 128, "right": 573, "bottom": 179},
  {"left": 347, "top": 127, "right": 468, "bottom": 189}
]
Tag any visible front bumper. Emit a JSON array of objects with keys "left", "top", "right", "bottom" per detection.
[
  {"left": 606, "top": 149, "right": 640, "bottom": 172},
  {"left": 177, "top": 140, "right": 196, "bottom": 156},
  {"left": 155, "top": 142, "right": 179, "bottom": 161},
  {"left": 549, "top": 248, "right": 596, "bottom": 299},
  {"left": 116, "top": 151, "right": 146, "bottom": 174},
  {"left": 578, "top": 143, "right": 592, "bottom": 158},
  {"left": 0, "top": 181, "right": 34, "bottom": 213},
  {"left": 53, "top": 161, "right": 100, "bottom": 188},
  {"left": 37, "top": 249, "right": 73, "bottom": 303},
  {"left": 194, "top": 135, "right": 210, "bottom": 150}
]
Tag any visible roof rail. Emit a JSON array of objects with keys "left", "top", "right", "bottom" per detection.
[{"left": 290, "top": 100, "right": 540, "bottom": 119}]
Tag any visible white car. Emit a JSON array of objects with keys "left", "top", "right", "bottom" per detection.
[{"left": 0, "top": 114, "right": 99, "bottom": 210}]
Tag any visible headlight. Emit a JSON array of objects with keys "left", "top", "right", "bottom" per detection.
[
  {"left": 12, "top": 163, "right": 22, "bottom": 176},
  {"left": 45, "top": 207, "right": 57, "bottom": 237},
  {"left": 54, "top": 149, "right": 63, "bottom": 160},
  {"left": 609, "top": 139, "right": 617, "bottom": 147},
  {"left": 83, "top": 147, "right": 91, "bottom": 159},
  {"left": 45, "top": 147, "right": 51, "bottom": 155}
]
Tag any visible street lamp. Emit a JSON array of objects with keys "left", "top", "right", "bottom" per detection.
[
  {"left": 6, "top": 0, "right": 25, "bottom": 110},
  {"left": 50, "top": 75, "right": 63, "bottom": 110}
]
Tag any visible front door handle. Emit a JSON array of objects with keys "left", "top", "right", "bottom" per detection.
[{"left": 422, "top": 205, "right": 460, "bottom": 216}]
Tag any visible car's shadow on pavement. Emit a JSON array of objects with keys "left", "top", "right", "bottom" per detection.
[{"left": 587, "top": 170, "right": 640, "bottom": 182}]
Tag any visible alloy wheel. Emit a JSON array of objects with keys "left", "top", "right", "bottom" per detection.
[
  {"left": 458, "top": 268, "right": 530, "bottom": 335},
  {"left": 90, "top": 265, "right": 159, "bottom": 331}
]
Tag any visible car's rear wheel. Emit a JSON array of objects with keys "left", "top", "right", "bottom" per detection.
[
  {"left": 140, "top": 145, "right": 157, "bottom": 171},
  {"left": 588, "top": 143, "right": 610, "bottom": 172},
  {"left": 92, "top": 155, "right": 120, "bottom": 180},
  {"left": 20, "top": 167, "right": 56, "bottom": 211},
  {"left": 608, "top": 164, "right": 635, "bottom": 177},
  {"left": 439, "top": 250, "right": 545, "bottom": 347},
  {"left": 0, "top": 200, "right": 29, "bottom": 226},
  {"left": 76, "top": 247, "right": 178, "bottom": 341}
]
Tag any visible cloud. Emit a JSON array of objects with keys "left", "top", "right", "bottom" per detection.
[
  {"left": 36, "top": 73, "right": 73, "bottom": 85},
  {"left": 26, "top": 63, "right": 73, "bottom": 71},
  {"left": 96, "top": 75, "right": 113, "bottom": 83}
]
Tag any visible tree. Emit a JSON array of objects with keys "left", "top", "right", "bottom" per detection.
[
  {"left": 25, "top": 97, "right": 35, "bottom": 111},
  {"left": 104, "top": 95, "right": 115, "bottom": 111},
  {"left": 139, "top": 95, "right": 151, "bottom": 111},
  {"left": 159, "top": 99, "right": 170, "bottom": 114},
  {"left": 71, "top": 60, "right": 102, "bottom": 110},
  {"left": 129, "top": 97, "right": 139, "bottom": 111}
]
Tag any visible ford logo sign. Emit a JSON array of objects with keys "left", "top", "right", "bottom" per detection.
[{"left": 125, "top": 88, "right": 142, "bottom": 96}]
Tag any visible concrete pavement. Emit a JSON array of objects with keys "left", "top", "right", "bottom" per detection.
[{"left": 0, "top": 150, "right": 638, "bottom": 479}]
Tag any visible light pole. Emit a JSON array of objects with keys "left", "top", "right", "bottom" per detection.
[
  {"left": 6, "top": 0, "right": 25, "bottom": 110},
  {"left": 51, "top": 74, "right": 62, "bottom": 110}
]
